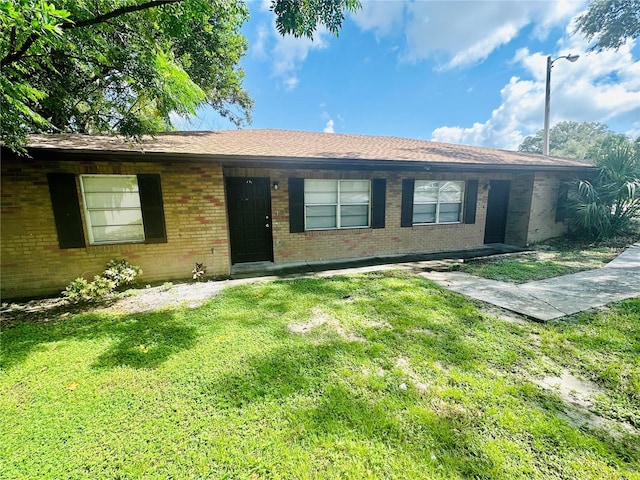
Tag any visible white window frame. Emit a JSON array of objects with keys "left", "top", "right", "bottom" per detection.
[
  {"left": 413, "top": 180, "right": 465, "bottom": 225},
  {"left": 80, "top": 174, "right": 145, "bottom": 245},
  {"left": 304, "top": 179, "right": 371, "bottom": 230}
]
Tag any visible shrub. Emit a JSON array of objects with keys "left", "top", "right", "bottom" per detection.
[
  {"left": 62, "top": 277, "right": 93, "bottom": 303},
  {"left": 567, "top": 134, "right": 640, "bottom": 240},
  {"left": 62, "top": 259, "right": 142, "bottom": 303},
  {"left": 103, "top": 259, "right": 143, "bottom": 289}
]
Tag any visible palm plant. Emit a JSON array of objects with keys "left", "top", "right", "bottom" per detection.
[{"left": 568, "top": 135, "right": 640, "bottom": 239}]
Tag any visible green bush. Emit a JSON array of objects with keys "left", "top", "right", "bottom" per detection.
[
  {"left": 62, "top": 259, "right": 142, "bottom": 303},
  {"left": 62, "top": 277, "right": 93, "bottom": 303},
  {"left": 567, "top": 134, "right": 640, "bottom": 239},
  {"left": 103, "top": 259, "right": 143, "bottom": 289}
]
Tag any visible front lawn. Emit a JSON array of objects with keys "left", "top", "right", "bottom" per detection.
[
  {"left": 1, "top": 272, "right": 639, "bottom": 479},
  {"left": 452, "top": 235, "right": 639, "bottom": 283}
]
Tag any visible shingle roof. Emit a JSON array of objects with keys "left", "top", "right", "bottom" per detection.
[{"left": 26, "top": 129, "right": 593, "bottom": 169}]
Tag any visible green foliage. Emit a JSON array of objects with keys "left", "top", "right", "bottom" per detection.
[
  {"left": 451, "top": 238, "right": 628, "bottom": 283},
  {"left": 62, "top": 259, "right": 141, "bottom": 302},
  {"left": 2, "top": 273, "right": 639, "bottom": 477},
  {"left": 455, "top": 259, "right": 576, "bottom": 283},
  {"left": 518, "top": 121, "right": 613, "bottom": 158},
  {"left": 62, "top": 275, "right": 117, "bottom": 303},
  {"left": 104, "top": 259, "right": 143, "bottom": 288},
  {"left": 1, "top": 1, "right": 358, "bottom": 152},
  {"left": 272, "top": 0, "right": 361, "bottom": 38},
  {"left": 60, "top": 277, "right": 92, "bottom": 302},
  {"left": 567, "top": 134, "right": 640, "bottom": 239},
  {"left": 575, "top": 0, "right": 640, "bottom": 51},
  {"left": 0, "top": 0, "right": 252, "bottom": 151}
]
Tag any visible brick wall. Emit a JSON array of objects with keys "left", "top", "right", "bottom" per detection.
[
  {"left": 526, "top": 172, "right": 567, "bottom": 243},
  {"left": 2, "top": 153, "right": 570, "bottom": 299},
  {"left": 225, "top": 167, "right": 494, "bottom": 263},
  {"left": 1, "top": 155, "right": 230, "bottom": 298}
]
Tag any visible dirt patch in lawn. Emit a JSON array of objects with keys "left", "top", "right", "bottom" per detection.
[
  {"left": 288, "top": 307, "right": 365, "bottom": 342},
  {"left": 534, "top": 369, "right": 639, "bottom": 439}
]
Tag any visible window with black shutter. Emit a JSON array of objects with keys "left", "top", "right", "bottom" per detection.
[{"left": 48, "top": 173, "right": 166, "bottom": 247}]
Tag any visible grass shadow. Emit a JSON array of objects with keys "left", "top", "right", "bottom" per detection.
[
  {"left": 92, "top": 312, "right": 198, "bottom": 369},
  {"left": 1, "top": 310, "right": 198, "bottom": 371},
  {"left": 199, "top": 341, "right": 360, "bottom": 408},
  {"left": 294, "top": 382, "right": 499, "bottom": 477}
]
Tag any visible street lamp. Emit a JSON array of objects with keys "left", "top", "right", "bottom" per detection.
[{"left": 543, "top": 54, "right": 579, "bottom": 155}]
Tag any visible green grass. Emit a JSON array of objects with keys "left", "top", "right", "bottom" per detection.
[
  {"left": 453, "top": 240, "right": 630, "bottom": 283},
  {"left": 1, "top": 272, "right": 639, "bottom": 479},
  {"left": 454, "top": 259, "right": 577, "bottom": 282}
]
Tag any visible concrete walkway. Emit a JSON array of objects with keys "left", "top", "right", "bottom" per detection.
[
  {"left": 422, "top": 243, "right": 640, "bottom": 321},
  {"left": 5, "top": 244, "right": 637, "bottom": 324}
]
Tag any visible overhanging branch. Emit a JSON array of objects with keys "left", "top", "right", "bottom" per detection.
[{"left": 1, "top": 0, "right": 184, "bottom": 67}]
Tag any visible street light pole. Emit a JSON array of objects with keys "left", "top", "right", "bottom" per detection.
[{"left": 542, "top": 54, "right": 579, "bottom": 156}]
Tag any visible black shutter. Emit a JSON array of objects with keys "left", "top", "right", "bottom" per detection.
[
  {"left": 138, "top": 174, "right": 167, "bottom": 243},
  {"left": 464, "top": 180, "right": 478, "bottom": 224},
  {"left": 289, "top": 178, "right": 304, "bottom": 233},
  {"left": 401, "top": 179, "right": 415, "bottom": 227},
  {"left": 371, "top": 179, "right": 386, "bottom": 229},
  {"left": 47, "top": 173, "right": 86, "bottom": 249}
]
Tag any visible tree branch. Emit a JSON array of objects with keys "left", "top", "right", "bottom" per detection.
[
  {"left": 1, "top": 0, "right": 184, "bottom": 67},
  {"left": 1, "top": 32, "right": 40, "bottom": 67},
  {"left": 9, "top": 26, "right": 16, "bottom": 52},
  {"left": 67, "top": 0, "right": 183, "bottom": 30}
]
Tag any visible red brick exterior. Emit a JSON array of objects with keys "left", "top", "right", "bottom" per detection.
[
  {"left": 527, "top": 172, "right": 568, "bottom": 243},
  {"left": 1, "top": 154, "right": 569, "bottom": 299},
  {"left": 1, "top": 155, "right": 230, "bottom": 298},
  {"left": 226, "top": 167, "right": 492, "bottom": 263}
]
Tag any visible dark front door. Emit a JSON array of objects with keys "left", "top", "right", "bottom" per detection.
[
  {"left": 226, "top": 177, "right": 273, "bottom": 264},
  {"left": 484, "top": 180, "right": 510, "bottom": 244}
]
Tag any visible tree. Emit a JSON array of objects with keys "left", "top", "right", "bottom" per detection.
[
  {"left": 575, "top": 0, "right": 640, "bottom": 51},
  {"left": 0, "top": 0, "right": 360, "bottom": 152},
  {"left": 518, "top": 121, "right": 613, "bottom": 158},
  {"left": 567, "top": 134, "right": 640, "bottom": 239}
]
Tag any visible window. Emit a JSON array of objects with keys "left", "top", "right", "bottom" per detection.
[
  {"left": 413, "top": 180, "right": 464, "bottom": 224},
  {"left": 305, "top": 179, "right": 370, "bottom": 229},
  {"left": 80, "top": 175, "right": 145, "bottom": 244}
]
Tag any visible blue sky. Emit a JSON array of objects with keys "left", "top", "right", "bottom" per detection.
[{"left": 181, "top": 0, "right": 640, "bottom": 151}]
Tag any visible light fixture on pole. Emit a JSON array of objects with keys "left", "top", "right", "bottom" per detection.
[{"left": 543, "top": 54, "right": 579, "bottom": 156}]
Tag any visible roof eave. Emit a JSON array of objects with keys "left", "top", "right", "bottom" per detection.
[{"left": 18, "top": 146, "right": 596, "bottom": 172}]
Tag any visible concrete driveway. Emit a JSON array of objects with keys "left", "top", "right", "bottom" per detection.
[{"left": 422, "top": 243, "right": 640, "bottom": 321}]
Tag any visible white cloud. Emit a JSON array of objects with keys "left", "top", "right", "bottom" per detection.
[
  {"left": 352, "top": 0, "right": 585, "bottom": 69},
  {"left": 351, "top": 1, "right": 407, "bottom": 38},
  {"left": 283, "top": 76, "right": 299, "bottom": 91},
  {"left": 259, "top": 0, "right": 271, "bottom": 12},
  {"left": 431, "top": 29, "right": 640, "bottom": 150},
  {"left": 432, "top": 76, "right": 539, "bottom": 149},
  {"left": 444, "top": 23, "right": 521, "bottom": 69},
  {"left": 251, "top": 8, "right": 330, "bottom": 90},
  {"left": 626, "top": 121, "right": 640, "bottom": 140},
  {"left": 252, "top": 24, "right": 269, "bottom": 60},
  {"left": 323, "top": 119, "right": 335, "bottom": 133},
  {"left": 271, "top": 29, "right": 329, "bottom": 86}
]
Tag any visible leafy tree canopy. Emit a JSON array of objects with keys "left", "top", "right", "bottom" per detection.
[
  {"left": 0, "top": 0, "right": 360, "bottom": 152},
  {"left": 575, "top": 0, "right": 640, "bottom": 51},
  {"left": 518, "top": 121, "right": 613, "bottom": 159}
]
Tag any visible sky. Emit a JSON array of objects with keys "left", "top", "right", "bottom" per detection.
[{"left": 179, "top": 0, "right": 640, "bottom": 152}]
